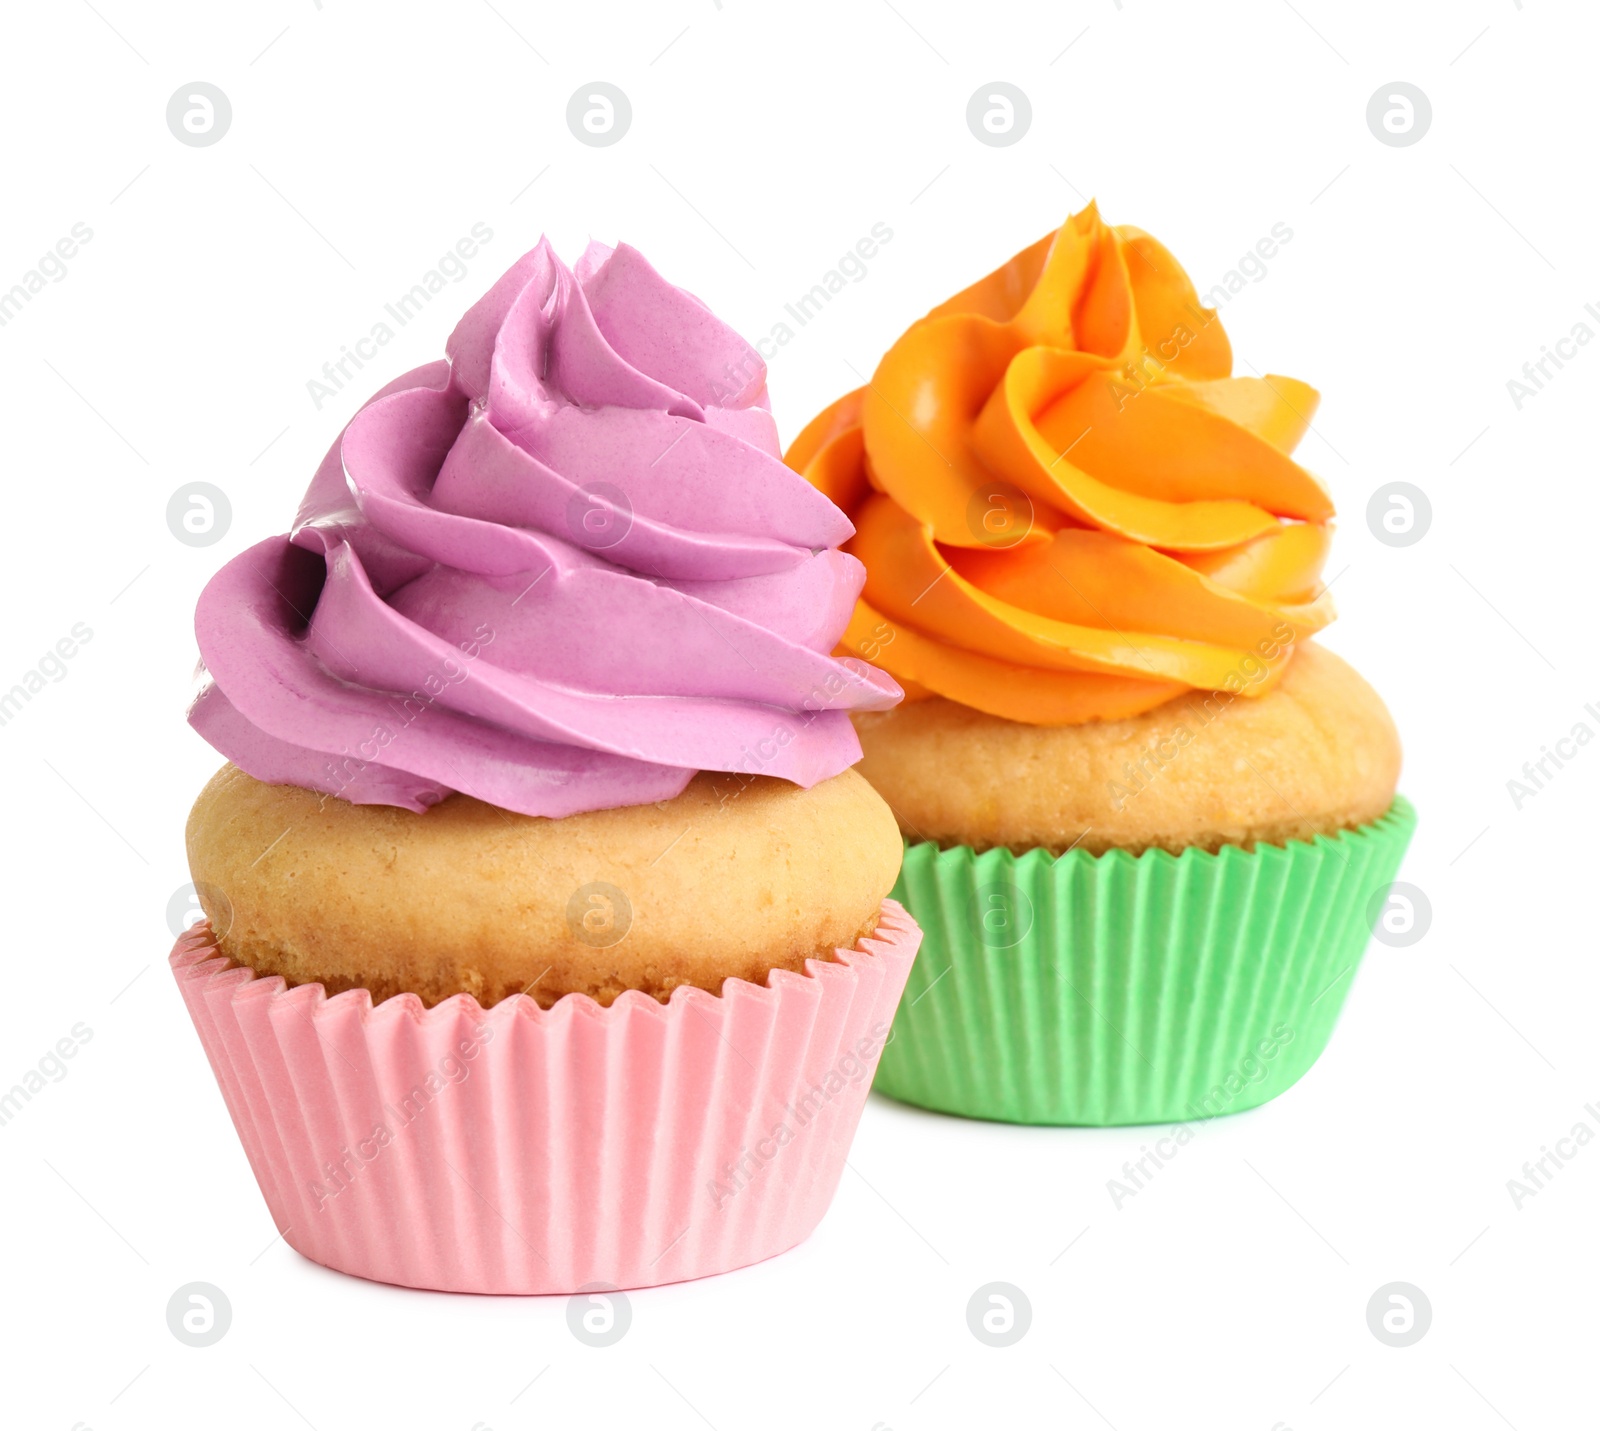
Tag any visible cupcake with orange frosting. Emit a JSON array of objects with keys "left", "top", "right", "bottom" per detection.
[{"left": 786, "top": 203, "right": 1415, "bottom": 1126}]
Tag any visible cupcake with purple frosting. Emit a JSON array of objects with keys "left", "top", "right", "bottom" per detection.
[{"left": 172, "top": 238, "right": 921, "bottom": 1295}]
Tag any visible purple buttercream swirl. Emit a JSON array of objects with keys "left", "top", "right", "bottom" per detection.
[{"left": 189, "top": 239, "right": 901, "bottom": 817}]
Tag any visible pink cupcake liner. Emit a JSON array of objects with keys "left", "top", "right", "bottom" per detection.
[{"left": 170, "top": 900, "right": 920, "bottom": 1295}]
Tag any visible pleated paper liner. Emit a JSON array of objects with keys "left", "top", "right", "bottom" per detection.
[
  {"left": 873, "top": 799, "right": 1416, "bottom": 1126},
  {"left": 171, "top": 900, "right": 920, "bottom": 1295}
]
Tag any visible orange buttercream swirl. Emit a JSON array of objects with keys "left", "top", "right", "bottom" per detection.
[{"left": 785, "top": 202, "right": 1336, "bottom": 724}]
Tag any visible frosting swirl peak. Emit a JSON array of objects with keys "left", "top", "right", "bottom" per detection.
[
  {"left": 190, "top": 239, "right": 900, "bottom": 817},
  {"left": 787, "top": 202, "right": 1335, "bottom": 724}
]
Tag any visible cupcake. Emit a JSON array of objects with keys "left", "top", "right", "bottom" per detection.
[
  {"left": 173, "top": 237, "right": 921, "bottom": 1294},
  {"left": 785, "top": 202, "right": 1414, "bottom": 1126}
]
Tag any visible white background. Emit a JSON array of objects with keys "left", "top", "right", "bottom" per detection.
[{"left": 1, "top": 1, "right": 1594, "bottom": 1427}]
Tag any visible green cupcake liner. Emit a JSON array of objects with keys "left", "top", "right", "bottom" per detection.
[{"left": 874, "top": 798, "right": 1417, "bottom": 1126}]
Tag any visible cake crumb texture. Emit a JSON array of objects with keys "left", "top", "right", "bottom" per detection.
[
  {"left": 186, "top": 765, "right": 902, "bottom": 1007},
  {"left": 851, "top": 643, "right": 1401, "bottom": 855}
]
